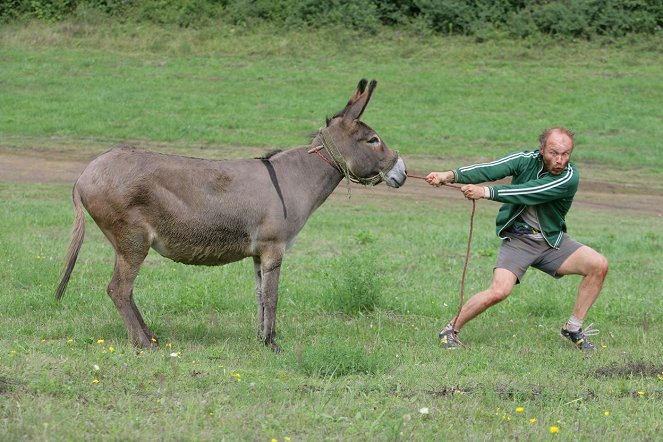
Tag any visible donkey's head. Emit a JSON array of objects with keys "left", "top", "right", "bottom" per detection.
[{"left": 313, "top": 79, "right": 407, "bottom": 188}]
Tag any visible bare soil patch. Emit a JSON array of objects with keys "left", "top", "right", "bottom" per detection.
[
  {"left": 1, "top": 146, "right": 661, "bottom": 218},
  {"left": 594, "top": 362, "right": 663, "bottom": 378}
]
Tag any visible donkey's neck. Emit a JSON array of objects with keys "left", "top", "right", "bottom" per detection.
[{"left": 271, "top": 146, "right": 344, "bottom": 215}]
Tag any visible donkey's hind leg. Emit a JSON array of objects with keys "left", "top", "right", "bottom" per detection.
[
  {"left": 107, "top": 247, "right": 156, "bottom": 348},
  {"left": 253, "top": 256, "right": 264, "bottom": 339}
]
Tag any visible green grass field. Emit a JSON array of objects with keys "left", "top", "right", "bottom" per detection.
[{"left": 1, "top": 22, "right": 662, "bottom": 441}]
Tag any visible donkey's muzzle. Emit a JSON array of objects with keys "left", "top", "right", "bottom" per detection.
[{"left": 384, "top": 157, "right": 407, "bottom": 188}]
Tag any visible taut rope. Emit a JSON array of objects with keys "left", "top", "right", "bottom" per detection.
[{"left": 407, "top": 174, "right": 476, "bottom": 337}]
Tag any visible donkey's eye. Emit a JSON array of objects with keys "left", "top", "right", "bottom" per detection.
[{"left": 368, "top": 136, "right": 380, "bottom": 144}]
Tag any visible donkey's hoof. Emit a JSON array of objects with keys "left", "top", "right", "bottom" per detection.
[
  {"left": 133, "top": 335, "right": 159, "bottom": 349},
  {"left": 263, "top": 339, "right": 282, "bottom": 353}
]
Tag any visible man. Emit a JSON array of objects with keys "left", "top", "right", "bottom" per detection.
[{"left": 426, "top": 127, "right": 608, "bottom": 351}]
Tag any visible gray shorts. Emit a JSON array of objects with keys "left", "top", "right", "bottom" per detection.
[{"left": 496, "top": 232, "right": 583, "bottom": 283}]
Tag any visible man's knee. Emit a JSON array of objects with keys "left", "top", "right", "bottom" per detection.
[
  {"left": 488, "top": 268, "right": 517, "bottom": 303},
  {"left": 584, "top": 247, "right": 609, "bottom": 276},
  {"left": 593, "top": 253, "right": 609, "bottom": 279},
  {"left": 487, "top": 284, "right": 513, "bottom": 303}
]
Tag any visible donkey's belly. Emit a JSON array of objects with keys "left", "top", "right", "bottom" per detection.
[{"left": 151, "top": 234, "right": 250, "bottom": 266}]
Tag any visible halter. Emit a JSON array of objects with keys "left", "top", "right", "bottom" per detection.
[{"left": 309, "top": 127, "right": 400, "bottom": 189}]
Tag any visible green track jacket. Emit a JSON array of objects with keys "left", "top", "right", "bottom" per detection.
[{"left": 452, "top": 150, "right": 579, "bottom": 249}]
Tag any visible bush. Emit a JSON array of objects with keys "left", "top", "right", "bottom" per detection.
[
  {"left": 223, "top": 0, "right": 381, "bottom": 30},
  {"left": 1, "top": 0, "right": 662, "bottom": 38},
  {"left": 325, "top": 252, "right": 382, "bottom": 316},
  {"left": 0, "top": 0, "right": 76, "bottom": 21},
  {"left": 531, "top": 0, "right": 591, "bottom": 37},
  {"left": 128, "top": 0, "right": 223, "bottom": 27}
]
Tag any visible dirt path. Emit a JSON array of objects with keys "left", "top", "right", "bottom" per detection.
[{"left": 1, "top": 147, "right": 661, "bottom": 218}]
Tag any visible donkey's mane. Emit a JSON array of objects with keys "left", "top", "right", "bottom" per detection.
[{"left": 254, "top": 149, "right": 283, "bottom": 160}]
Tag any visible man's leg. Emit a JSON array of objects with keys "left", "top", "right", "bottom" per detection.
[
  {"left": 555, "top": 245, "right": 609, "bottom": 321},
  {"left": 439, "top": 268, "right": 518, "bottom": 348},
  {"left": 451, "top": 268, "right": 519, "bottom": 331},
  {"left": 556, "top": 245, "right": 608, "bottom": 350}
]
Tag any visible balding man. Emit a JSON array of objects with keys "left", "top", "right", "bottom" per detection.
[{"left": 426, "top": 128, "right": 608, "bottom": 351}]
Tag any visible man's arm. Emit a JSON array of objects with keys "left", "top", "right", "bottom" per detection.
[
  {"left": 488, "top": 167, "right": 578, "bottom": 205},
  {"left": 428, "top": 150, "right": 535, "bottom": 188},
  {"left": 425, "top": 173, "right": 490, "bottom": 201}
]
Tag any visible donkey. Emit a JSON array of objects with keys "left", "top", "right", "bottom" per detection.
[{"left": 54, "top": 79, "right": 407, "bottom": 352}]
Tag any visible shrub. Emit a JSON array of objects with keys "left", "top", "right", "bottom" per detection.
[
  {"left": 325, "top": 250, "right": 382, "bottom": 316},
  {"left": 1, "top": 0, "right": 661, "bottom": 38}
]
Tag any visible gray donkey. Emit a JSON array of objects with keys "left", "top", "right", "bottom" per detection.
[{"left": 55, "top": 79, "right": 407, "bottom": 352}]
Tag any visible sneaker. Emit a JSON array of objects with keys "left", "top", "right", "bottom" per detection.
[
  {"left": 439, "top": 327, "right": 462, "bottom": 349},
  {"left": 560, "top": 324, "right": 598, "bottom": 351}
]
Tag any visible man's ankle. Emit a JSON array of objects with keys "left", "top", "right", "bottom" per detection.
[
  {"left": 443, "top": 321, "right": 461, "bottom": 334},
  {"left": 565, "top": 315, "right": 583, "bottom": 332}
]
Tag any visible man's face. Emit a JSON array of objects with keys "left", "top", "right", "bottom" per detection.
[{"left": 540, "top": 132, "right": 573, "bottom": 175}]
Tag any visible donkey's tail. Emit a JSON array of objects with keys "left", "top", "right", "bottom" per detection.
[{"left": 54, "top": 185, "right": 85, "bottom": 301}]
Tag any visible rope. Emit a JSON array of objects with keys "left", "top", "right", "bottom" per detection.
[{"left": 407, "top": 173, "right": 476, "bottom": 336}]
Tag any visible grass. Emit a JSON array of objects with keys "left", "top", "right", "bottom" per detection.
[
  {"left": 1, "top": 21, "right": 663, "bottom": 175},
  {"left": 1, "top": 21, "right": 662, "bottom": 441},
  {"left": 1, "top": 182, "right": 661, "bottom": 441}
]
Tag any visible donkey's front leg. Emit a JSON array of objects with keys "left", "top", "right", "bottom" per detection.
[{"left": 260, "top": 252, "right": 284, "bottom": 353}]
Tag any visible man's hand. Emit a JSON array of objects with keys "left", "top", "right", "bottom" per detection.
[
  {"left": 425, "top": 171, "right": 454, "bottom": 187},
  {"left": 461, "top": 184, "right": 488, "bottom": 200}
]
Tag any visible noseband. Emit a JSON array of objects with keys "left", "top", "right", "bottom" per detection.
[{"left": 309, "top": 127, "right": 400, "bottom": 187}]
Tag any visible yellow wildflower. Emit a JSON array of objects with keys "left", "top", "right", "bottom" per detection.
[
  {"left": 549, "top": 426, "right": 559, "bottom": 434},
  {"left": 92, "top": 379, "right": 100, "bottom": 384},
  {"left": 637, "top": 391, "right": 645, "bottom": 397},
  {"left": 108, "top": 346, "right": 115, "bottom": 353},
  {"left": 97, "top": 339, "right": 105, "bottom": 344},
  {"left": 604, "top": 411, "right": 609, "bottom": 416},
  {"left": 529, "top": 418, "right": 537, "bottom": 423},
  {"left": 515, "top": 407, "right": 524, "bottom": 413}
]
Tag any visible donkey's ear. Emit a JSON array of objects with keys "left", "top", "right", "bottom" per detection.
[
  {"left": 341, "top": 79, "right": 377, "bottom": 121},
  {"left": 347, "top": 79, "right": 368, "bottom": 105}
]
